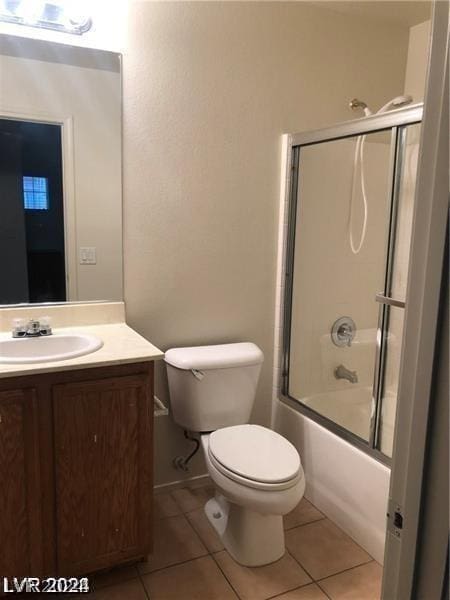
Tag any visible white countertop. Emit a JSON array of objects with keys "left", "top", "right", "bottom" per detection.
[{"left": 0, "top": 323, "right": 164, "bottom": 378}]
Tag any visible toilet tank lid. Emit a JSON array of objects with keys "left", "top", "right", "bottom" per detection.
[{"left": 164, "top": 342, "right": 264, "bottom": 370}]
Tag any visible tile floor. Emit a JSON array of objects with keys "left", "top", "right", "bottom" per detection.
[{"left": 83, "top": 480, "right": 382, "bottom": 599}]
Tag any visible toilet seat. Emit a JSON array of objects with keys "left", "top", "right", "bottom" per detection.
[{"left": 208, "top": 424, "right": 302, "bottom": 491}]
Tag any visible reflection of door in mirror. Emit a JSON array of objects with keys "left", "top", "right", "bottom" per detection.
[{"left": 0, "top": 119, "right": 65, "bottom": 304}]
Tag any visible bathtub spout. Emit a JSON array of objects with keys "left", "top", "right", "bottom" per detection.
[{"left": 334, "top": 364, "right": 358, "bottom": 384}]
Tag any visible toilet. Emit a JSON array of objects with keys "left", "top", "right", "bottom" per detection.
[{"left": 165, "top": 342, "right": 305, "bottom": 567}]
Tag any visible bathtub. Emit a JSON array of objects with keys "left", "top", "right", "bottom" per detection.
[
  {"left": 302, "top": 386, "right": 372, "bottom": 442},
  {"left": 273, "top": 398, "right": 390, "bottom": 563}
]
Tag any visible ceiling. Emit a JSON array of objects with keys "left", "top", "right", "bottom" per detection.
[{"left": 310, "top": 1, "right": 432, "bottom": 27}]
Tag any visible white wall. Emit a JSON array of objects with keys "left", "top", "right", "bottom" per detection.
[
  {"left": 0, "top": 39, "right": 122, "bottom": 301},
  {"left": 122, "top": 1, "right": 410, "bottom": 485}
]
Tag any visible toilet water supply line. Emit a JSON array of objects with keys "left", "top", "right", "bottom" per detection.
[
  {"left": 348, "top": 95, "right": 413, "bottom": 255},
  {"left": 173, "top": 430, "right": 200, "bottom": 472}
]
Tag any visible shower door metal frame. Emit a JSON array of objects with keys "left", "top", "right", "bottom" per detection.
[{"left": 280, "top": 103, "right": 423, "bottom": 466}]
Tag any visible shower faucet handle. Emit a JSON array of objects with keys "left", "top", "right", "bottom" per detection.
[
  {"left": 339, "top": 324, "right": 352, "bottom": 346},
  {"left": 331, "top": 316, "right": 356, "bottom": 347}
]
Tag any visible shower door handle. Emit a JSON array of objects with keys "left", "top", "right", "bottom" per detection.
[
  {"left": 369, "top": 291, "right": 405, "bottom": 449},
  {"left": 375, "top": 293, "right": 405, "bottom": 309}
]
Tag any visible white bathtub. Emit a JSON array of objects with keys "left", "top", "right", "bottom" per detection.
[
  {"left": 303, "top": 386, "right": 372, "bottom": 441},
  {"left": 273, "top": 398, "right": 390, "bottom": 563}
]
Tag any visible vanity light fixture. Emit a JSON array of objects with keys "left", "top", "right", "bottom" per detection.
[{"left": 0, "top": 0, "right": 92, "bottom": 35}]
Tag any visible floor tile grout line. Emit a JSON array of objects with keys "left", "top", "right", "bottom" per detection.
[
  {"left": 265, "top": 580, "right": 316, "bottom": 600},
  {"left": 167, "top": 489, "right": 187, "bottom": 514},
  {"left": 210, "top": 552, "right": 242, "bottom": 599},
  {"left": 264, "top": 581, "right": 322, "bottom": 600},
  {"left": 314, "top": 557, "right": 376, "bottom": 584},
  {"left": 211, "top": 548, "right": 319, "bottom": 600},
  {"left": 179, "top": 510, "right": 211, "bottom": 555},
  {"left": 138, "top": 552, "right": 211, "bottom": 577},
  {"left": 288, "top": 515, "right": 378, "bottom": 565},
  {"left": 137, "top": 568, "right": 152, "bottom": 600},
  {"left": 285, "top": 548, "right": 317, "bottom": 585},
  {"left": 291, "top": 549, "right": 375, "bottom": 585},
  {"left": 315, "top": 578, "right": 334, "bottom": 600},
  {"left": 285, "top": 516, "right": 335, "bottom": 534},
  {"left": 284, "top": 515, "right": 327, "bottom": 531},
  {"left": 152, "top": 509, "right": 211, "bottom": 563},
  {"left": 90, "top": 568, "right": 140, "bottom": 592},
  {"left": 285, "top": 516, "right": 378, "bottom": 570}
]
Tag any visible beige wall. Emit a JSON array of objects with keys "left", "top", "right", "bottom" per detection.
[
  {"left": 0, "top": 42, "right": 122, "bottom": 302},
  {"left": 404, "top": 20, "right": 431, "bottom": 101},
  {"left": 123, "top": 1, "right": 410, "bottom": 485}
]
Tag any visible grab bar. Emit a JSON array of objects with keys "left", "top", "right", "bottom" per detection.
[{"left": 375, "top": 293, "right": 405, "bottom": 309}]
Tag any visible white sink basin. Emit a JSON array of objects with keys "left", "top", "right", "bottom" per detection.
[{"left": 0, "top": 334, "right": 103, "bottom": 364}]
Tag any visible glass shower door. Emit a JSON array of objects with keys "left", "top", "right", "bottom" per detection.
[
  {"left": 286, "top": 129, "right": 394, "bottom": 443},
  {"left": 282, "top": 108, "right": 423, "bottom": 463}
]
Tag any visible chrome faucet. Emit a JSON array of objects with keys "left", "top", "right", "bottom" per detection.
[
  {"left": 12, "top": 318, "right": 52, "bottom": 338},
  {"left": 26, "top": 319, "right": 41, "bottom": 337},
  {"left": 334, "top": 364, "right": 358, "bottom": 384}
]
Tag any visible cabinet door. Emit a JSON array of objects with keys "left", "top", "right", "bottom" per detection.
[
  {"left": 0, "top": 389, "right": 42, "bottom": 578},
  {"left": 53, "top": 374, "right": 152, "bottom": 574}
]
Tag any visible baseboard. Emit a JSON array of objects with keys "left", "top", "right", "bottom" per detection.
[{"left": 153, "top": 473, "right": 210, "bottom": 494}]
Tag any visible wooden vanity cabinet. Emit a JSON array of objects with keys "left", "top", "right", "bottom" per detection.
[
  {"left": 0, "top": 362, "right": 153, "bottom": 579},
  {"left": 0, "top": 388, "right": 43, "bottom": 579},
  {"left": 53, "top": 372, "right": 153, "bottom": 574}
]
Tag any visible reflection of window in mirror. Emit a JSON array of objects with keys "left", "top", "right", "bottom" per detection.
[
  {"left": 23, "top": 176, "right": 50, "bottom": 210},
  {"left": 0, "top": 118, "right": 65, "bottom": 304}
]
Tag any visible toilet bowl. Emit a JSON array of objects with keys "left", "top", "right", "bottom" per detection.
[
  {"left": 201, "top": 425, "right": 305, "bottom": 566},
  {"left": 164, "top": 342, "right": 305, "bottom": 566}
]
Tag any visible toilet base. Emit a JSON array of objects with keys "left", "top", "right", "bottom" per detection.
[{"left": 205, "top": 495, "right": 285, "bottom": 567}]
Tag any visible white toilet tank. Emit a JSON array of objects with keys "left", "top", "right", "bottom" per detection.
[{"left": 165, "top": 342, "right": 264, "bottom": 432}]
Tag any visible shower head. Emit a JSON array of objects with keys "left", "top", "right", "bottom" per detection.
[
  {"left": 349, "top": 98, "right": 373, "bottom": 116},
  {"left": 376, "top": 95, "right": 413, "bottom": 114},
  {"left": 392, "top": 94, "right": 413, "bottom": 107},
  {"left": 349, "top": 98, "right": 367, "bottom": 111},
  {"left": 349, "top": 95, "right": 413, "bottom": 118}
]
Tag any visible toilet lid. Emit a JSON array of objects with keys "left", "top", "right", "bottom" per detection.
[{"left": 208, "top": 424, "right": 300, "bottom": 484}]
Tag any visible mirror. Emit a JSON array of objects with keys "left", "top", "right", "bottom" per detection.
[{"left": 0, "top": 35, "right": 122, "bottom": 305}]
